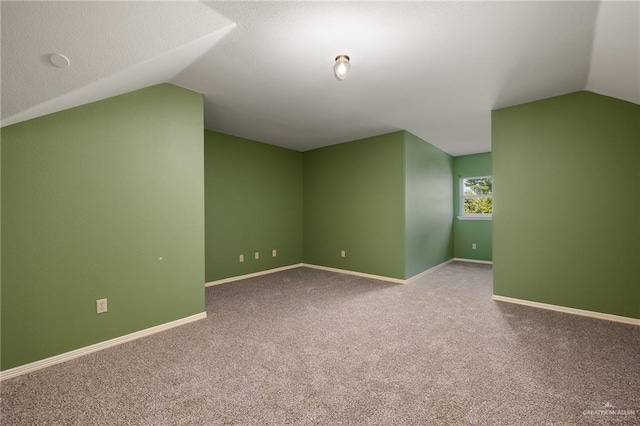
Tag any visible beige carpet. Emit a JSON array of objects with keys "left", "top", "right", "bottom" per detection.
[{"left": 1, "top": 262, "right": 639, "bottom": 425}]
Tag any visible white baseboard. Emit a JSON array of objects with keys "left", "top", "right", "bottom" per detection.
[
  {"left": 205, "top": 263, "right": 304, "bottom": 287},
  {"left": 302, "top": 263, "right": 406, "bottom": 284},
  {"left": 208, "top": 260, "right": 457, "bottom": 286},
  {"left": 492, "top": 295, "right": 640, "bottom": 326},
  {"left": 453, "top": 257, "right": 493, "bottom": 265},
  {"left": 304, "top": 259, "right": 454, "bottom": 284},
  {"left": 0, "top": 312, "right": 207, "bottom": 382},
  {"left": 406, "top": 259, "right": 455, "bottom": 283}
]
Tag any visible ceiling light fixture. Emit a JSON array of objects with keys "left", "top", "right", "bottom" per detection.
[{"left": 334, "top": 55, "right": 350, "bottom": 80}]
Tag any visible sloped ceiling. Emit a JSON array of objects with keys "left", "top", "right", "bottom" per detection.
[
  {"left": 2, "top": 1, "right": 638, "bottom": 156},
  {"left": 586, "top": 1, "right": 640, "bottom": 105},
  {"left": 1, "top": 1, "right": 234, "bottom": 126}
]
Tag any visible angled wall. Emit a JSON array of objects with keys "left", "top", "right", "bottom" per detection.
[
  {"left": 493, "top": 91, "right": 639, "bottom": 319},
  {"left": 404, "top": 132, "right": 454, "bottom": 277},
  {"left": 204, "top": 131, "right": 303, "bottom": 282},
  {"left": 303, "top": 131, "right": 453, "bottom": 280},
  {"left": 1, "top": 84, "right": 205, "bottom": 370}
]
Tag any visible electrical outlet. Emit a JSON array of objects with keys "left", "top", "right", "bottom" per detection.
[
  {"left": 341, "top": 250, "right": 346, "bottom": 258},
  {"left": 239, "top": 254, "right": 244, "bottom": 262},
  {"left": 472, "top": 243, "right": 477, "bottom": 250},
  {"left": 272, "top": 249, "right": 277, "bottom": 257},
  {"left": 255, "top": 252, "right": 260, "bottom": 260},
  {"left": 96, "top": 298, "right": 108, "bottom": 314}
]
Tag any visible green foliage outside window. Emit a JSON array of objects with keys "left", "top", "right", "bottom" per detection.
[
  {"left": 463, "top": 197, "right": 493, "bottom": 214},
  {"left": 462, "top": 177, "right": 492, "bottom": 215}
]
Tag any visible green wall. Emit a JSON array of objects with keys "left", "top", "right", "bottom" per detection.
[
  {"left": 493, "top": 91, "right": 640, "bottom": 319},
  {"left": 405, "top": 132, "right": 454, "bottom": 277},
  {"left": 452, "top": 153, "right": 493, "bottom": 261},
  {"left": 303, "top": 132, "right": 406, "bottom": 279},
  {"left": 303, "top": 131, "right": 454, "bottom": 280},
  {"left": 204, "top": 131, "right": 303, "bottom": 282},
  {"left": 1, "top": 84, "right": 205, "bottom": 370}
]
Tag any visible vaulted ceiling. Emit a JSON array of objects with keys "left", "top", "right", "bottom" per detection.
[{"left": 2, "top": 1, "right": 638, "bottom": 156}]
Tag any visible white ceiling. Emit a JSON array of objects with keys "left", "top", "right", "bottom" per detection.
[{"left": 2, "top": 1, "right": 638, "bottom": 156}]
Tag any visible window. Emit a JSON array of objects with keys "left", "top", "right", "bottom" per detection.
[{"left": 459, "top": 176, "right": 492, "bottom": 220}]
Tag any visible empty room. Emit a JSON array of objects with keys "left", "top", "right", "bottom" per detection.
[{"left": 1, "top": 1, "right": 638, "bottom": 425}]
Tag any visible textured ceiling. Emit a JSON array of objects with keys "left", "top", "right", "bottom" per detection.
[{"left": 2, "top": 1, "right": 638, "bottom": 156}]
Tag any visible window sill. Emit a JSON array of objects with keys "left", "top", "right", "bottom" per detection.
[{"left": 457, "top": 215, "right": 492, "bottom": 221}]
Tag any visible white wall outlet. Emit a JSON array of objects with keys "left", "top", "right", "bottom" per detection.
[
  {"left": 255, "top": 252, "right": 260, "bottom": 260},
  {"left": 341, "top": 250, "right": 346, "bottom": 258},
  {"left": 472, "top": 243, "right": 477, "bottom": 250},
  {"left": 272, "top": 249, "right": 277, "bottom": 257},
  {"left": 239, "top": 254, "right": 244, "bottom": 262},
  {"left": 96, "top": 298, "right": 108, "bottom": 314}
]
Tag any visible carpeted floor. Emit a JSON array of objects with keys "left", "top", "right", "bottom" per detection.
[{"left": 1, "top": 262, "right": 639, "bottom": 425}]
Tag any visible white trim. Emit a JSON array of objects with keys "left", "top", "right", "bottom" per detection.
[
  {"left": 302, "top": 263, "right": 406, "bottom": 284},
  {"left": 0, "top": 312, "right": 207, "bottom": 381},
  {"left": 205, "top": 263, "right": 304, "bottom": 287},
  {"left": 460, "top": 175, "right": 493, "bottom": 217},
  {"left": 492, "top": 295, "right": 640, "bottom": 326},
  {"left": 457, "top": 215, "right": 492, "bottom": 221},
  {"left": 405, "top": 259, "right": 455, "bottom": 283},
  {"left": 453, "top": 257, "right": 493, "bottom": 265},
  {"left": 304, "top": 259, "right": 454, "bottom": 284},
  {"left": 207, "top": 260, "right": 455, "bottom": 287}
]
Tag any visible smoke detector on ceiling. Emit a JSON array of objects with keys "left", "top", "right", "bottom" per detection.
[{"left": 50, "top": 53, "right": 70, "bottom": 69}]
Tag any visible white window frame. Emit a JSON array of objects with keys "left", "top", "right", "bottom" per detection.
[{"left": 457, "top": 175, "right": 492, "bottom": 220}]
